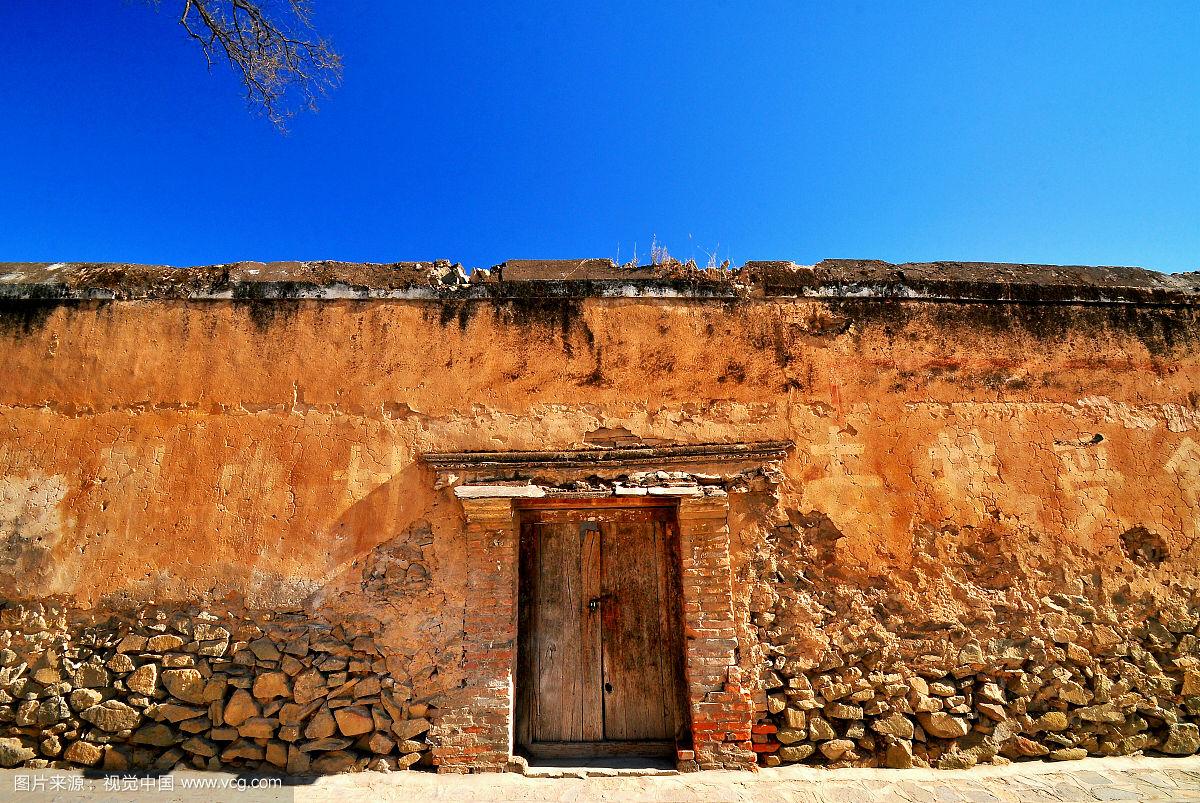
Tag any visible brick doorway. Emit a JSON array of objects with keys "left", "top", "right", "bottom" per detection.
[
  {"left": 514, "top": 500, "right": 688, "bottom": 762},
  {"left": 423, "top": 441, "right": 789, "bottom": 772}
]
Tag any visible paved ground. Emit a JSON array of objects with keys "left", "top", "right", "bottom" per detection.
[{"left": 1, "top": 755, "right": 1198, "bottom": 802}]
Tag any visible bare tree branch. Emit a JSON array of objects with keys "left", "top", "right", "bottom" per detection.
[{"left": 150, "top": 0, "right": 341, "bottom": 131}]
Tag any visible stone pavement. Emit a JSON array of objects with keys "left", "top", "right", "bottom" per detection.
[{"left": 1, "top": 755, "right": 1198, "bottom": 802}]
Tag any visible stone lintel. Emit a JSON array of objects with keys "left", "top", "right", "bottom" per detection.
[
  {"left": 426, "top": 442, "right": 792, "bottom": 473},
  {"left": 453, "top": 484, "right": 545, "bottom": 499},
  {"left": 647, "top": 485, "right": 702, "bottom": 496}
]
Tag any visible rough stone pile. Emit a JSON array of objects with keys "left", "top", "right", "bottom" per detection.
[
  {"left": 752, "top": 594, "right": 1200, "bottom": 768},
  {"left": 0, "top": 603, "right": 431, "bottom": 774}
]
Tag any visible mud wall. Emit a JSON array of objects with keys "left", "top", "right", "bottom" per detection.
[{"left": 0, "top": 288, "right": 1197, "bottom": 771}]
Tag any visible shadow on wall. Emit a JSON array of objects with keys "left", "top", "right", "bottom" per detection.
[
  {"left": 321, "top": 461, "right": 433, "bottom": 574},
  {"left": 309, "top": 458, "right": 467, "bottom": 708}
]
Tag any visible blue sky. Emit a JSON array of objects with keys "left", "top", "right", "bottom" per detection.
[{"left": 0, "top": 1, "right": 1196, "bottom": 271}]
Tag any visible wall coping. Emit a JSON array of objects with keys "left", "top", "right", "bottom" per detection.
[{"left": 1, "top": 259, "right": 1197, "bottom": 306}]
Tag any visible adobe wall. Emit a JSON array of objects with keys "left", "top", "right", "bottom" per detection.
[{"left": 0, "top": 259, "right": 1197, "bottom": 773}]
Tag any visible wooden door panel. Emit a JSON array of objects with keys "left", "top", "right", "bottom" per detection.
[
  {"left": 600, "top": 520, "right": 673, "bottom": 740},
  {"left": 518, "top": 506, "right": 685, "bottom": 753},
  {"left": 530, "top": 521, "right": 579, "bottom": 742},
  {"left": 652, "top": 520, "right": 686, "bottom": 740},
  {"left": 524, "top": 520, "right": 604, "bottom": 745},
  {"left": 580, "top": 524, "right": 603, "bottom": 741}
]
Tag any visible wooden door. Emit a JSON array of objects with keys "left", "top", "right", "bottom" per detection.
[
  {"left": 520, "top": 518, "right": 603, "bottom": 742},
  {"left": 517, "top": 504, "right": 685, "bottom": 757}
]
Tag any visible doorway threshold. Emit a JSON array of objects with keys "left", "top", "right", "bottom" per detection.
[{"left": 522, "top": 756, "right": 679, "bottom": 778}]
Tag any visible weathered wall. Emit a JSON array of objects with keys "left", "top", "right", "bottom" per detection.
[{"left": 0, "top": 261, "right": 1197, "bottom": 772}]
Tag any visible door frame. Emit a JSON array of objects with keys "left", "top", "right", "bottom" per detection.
[
  {"left": 513, "top": 498, "right": 689, "bottom": 760},
  {"left": 423, "top": 440, "right": 793, "bottom": 772}
]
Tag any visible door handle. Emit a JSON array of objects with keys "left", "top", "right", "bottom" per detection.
[{"left": 588, "top": 596, "right": 608, "bottom": 612}]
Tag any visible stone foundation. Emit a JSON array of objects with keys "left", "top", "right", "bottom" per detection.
[
  {"left": 0, "top": 603, "right": 433, "bottom": 773},
  {"left": 746, "top": 514, "right": 1200, "bottom": 768}
]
